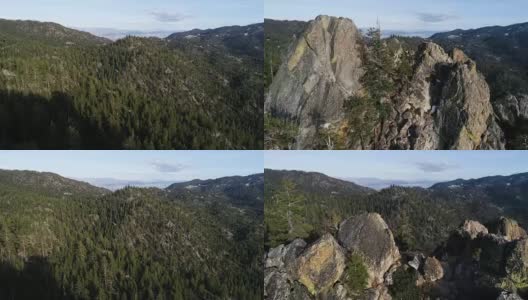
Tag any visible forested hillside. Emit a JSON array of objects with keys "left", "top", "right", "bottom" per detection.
[
  {"left": 0, "top": 170, "right": 263, "bottom": 299},
  {"left": 265, "top": 170, "right": 528, "bottom": 300},
  {"left": 264, "top": 169, "right": 514, "bottom": 252},
  {"left": 0, "top": 19, "right": 263, "bottom": 149}
]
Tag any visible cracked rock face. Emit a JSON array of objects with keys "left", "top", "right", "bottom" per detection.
[
  {"left": 381, "top": 43, "right": 503, "bottom": 150},
  {"left": 293, "top": 233, "right": 346, "bottom": 295},
  {"left": 494, "top": 94, "right": 528, "bottom": 128},
  {"left": 265, "top": 15, "right": 363, "bottom": 148},
  {"left": 337, "top": 213, "right": 400, "bottom": 287},
  {"left": 266, "top": 14, "right": 507, "bottom": 149}
]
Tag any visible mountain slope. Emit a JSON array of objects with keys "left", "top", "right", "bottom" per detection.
[
  {"left": 0, "top": 18, "right": 110, "bottom": 46},
  {"left": 0, "top": 19, "right": 262, "bottom": 149},
  {"left": 166, "top": 173, "right": 264, "bottom": 213},
  {"left": 264, "top": 169, "right": 374, "bottom": 197},
  {"left": 0, "top": 170, "right": 263, "bottom": 299},
  {"left": 0, "top": 169, "right": 108, "bottom": 197},
  {"left": 431, "top": 172, "right": 528, "bottom": 226},
  {"left": 168, "top": 23, "right": 264, "bottom": 61}
]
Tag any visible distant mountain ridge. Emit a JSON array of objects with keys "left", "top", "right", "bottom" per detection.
[
  {"left": 0, "top": 18, "right": 110, "bottom": 45},
  {"left": 0, "top": 169, "right": 109, "bottom": 197},
  {"left": 265, "top": 169, "right": 375, "bottom": 197}
]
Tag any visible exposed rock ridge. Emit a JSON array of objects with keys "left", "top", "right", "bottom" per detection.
[
  {"left": 265, "top": 15, "right": 363, "bottom": 148},
  {"left": 264, "top": 213, "right": 400, "bottom": 299},
  {"left": 378, "top": 42, "right": 504, "bottom": 150},
  {"left": 266, "top": 15, "right": 507, "bottom": 149}
]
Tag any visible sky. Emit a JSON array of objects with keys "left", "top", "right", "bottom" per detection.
[
  {"left": 265, "top": 151, "right": 528, "bottom": 189},
  {"left": 0, "top": 0, "right": 262, "bottom": 36},
  {"left": 265, "top": 0, "right": 528, "bottom": 33},
  {"left": 0, "top": 151, "right": 263, "bottom": 190}
]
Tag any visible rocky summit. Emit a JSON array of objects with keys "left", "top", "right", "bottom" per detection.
[
  {"left": 378, "top": 43, "right": 502, "bottom": 150},
  {"left": 265, "top": 15, "right": 363, "bottom": 147},
  {"left": 264, "top": 214, "right": 528, "bottom": 300},
  {"left": 265, "top": 15, "right": 508, "bottom": 150},
  {"left": 337, "top": 213, "right": 401, "bottom": 287},
  {"left": 264, "top": 213, "right": 401, "bottom": 300}
]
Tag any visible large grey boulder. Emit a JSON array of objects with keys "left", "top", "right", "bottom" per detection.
[
  {"left": 293, "top": 233, "right": 346, "bottom": 295},
  {"left": 265, "top": 15, "right": 363, "bottom": 148},
  {"left": 337, "top": 213, "right": 400, "bottom": 286}
]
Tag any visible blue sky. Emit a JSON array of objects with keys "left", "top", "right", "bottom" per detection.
[
  {"left": 265, "top": 0, "right": 528, "bottom": 32},
  {"left": 0, "top": 151, "right": 263, "bottom": 189},
  {"left": 265, "top": 151, "right": 528, "bottom": 189},
  {"left": 0, "top": 0, "right": 262, "bottom": 32}
]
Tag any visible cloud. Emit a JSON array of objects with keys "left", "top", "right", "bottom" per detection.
[
  {"left": 151, "top": 161, "right": 187, "bottom": 173},
  {"left": 415, "top": 12, "right": 456, "bottom": 23},
  {"left": 414, "top": 162, "right": 456, "bottom": 173},
  {"left": 149, "top": 11, "right": 188, "bottom": 23}
]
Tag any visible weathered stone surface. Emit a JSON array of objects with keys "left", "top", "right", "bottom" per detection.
[
  {"left": 461, "top": 220, "right": 489, "bottom": 239},
  {"left": 266, "top": 244, "right": 287, "bottom": 269},
  {"left": 337, "top": 213, "right": 400, "bottom": 286},
  {"left": 423, "top": 256, "right": 444, "bottom": 282},
  {"left": 477, "top": 233, "right": 510, "bottom": 274},
  {"left": 294, "top": 233, "right": 346, "bottom": 294},
  {"left": 264, "top": 269, "right": 291, "bottom": 300},
  {"left": 489, "top": 217, "right": 527, "bottom": 241},
  {"left": 406, "top": 252, "right": 425, "bottom": 271},
  {"left": 266, "top": 238, "right": 307, "bottom": 270},
  {"left": 504, "top": 238, "right": 528, "bottom": 283},
  {"left": 497, "top": 291, "right": 524, "bottom": 300},
  {"left": 359, "top": 285, "right": 392, "bottom": 300},
  {"left": 265, "top": 15, "right": 363, "bottom": 148},
  {"left": 494, "top": 94, "right": 528, "bottom": 128},
  {"left": 326, "top": 283, "right": 353, "bottom": 300},
  {"left": 385, "top": 42, "right": 500, "bottom": 150}
]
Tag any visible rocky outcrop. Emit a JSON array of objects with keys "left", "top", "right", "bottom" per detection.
[
  {"left": 264, "top": 214, "right": 401, "bottom": 300},
  {"left": 494, "top": 94, "right": 528, "bottom": 128},
  {"left": 337, "top": 213, "right": 401, "bottom": 286},
  {"left": 264, "top": 239, "right": 307, "bottom": 300},
  {"left": 423, "top": 257, "right": 444, "bottom": 282},
  {"left": 294, "top": 233, "right": 346, "bottom": 294},
  {"left": 497, "top": 291, "right": 524, "bottom": 300},
  {"left": 461, "top": 220, "right": 490, "bottom": 239},
  {"left": 359, "top": 286, "right": 392, "bottom": 300},
  {"left": 430, "top": 217, "right": 528, "bottom": 299},
  {"left": 265, "top": 15, "right": 363, "bottom": 148},
  {"left": 266, "top": 15, "right": 507, "bottom": 150},
  {"left": 379, "top": 43, "right": 504, "bottom": 150},
  {"left": 488, "top": 217, "right": 528, "bottom": 241}
]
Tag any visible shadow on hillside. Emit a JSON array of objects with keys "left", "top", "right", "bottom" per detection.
[
  {"left": 0, "top": 256, "right": 71, "bottom": 300},
  {"left": 0, "top": 89, "right": 125, "bottom": 149}
]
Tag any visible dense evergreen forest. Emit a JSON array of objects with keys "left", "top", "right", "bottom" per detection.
[
  {"left": 0, "top": 19, "right": 263, "bottom": 149},
  {"left": 0, "top": 170, "right": 263, "bottom": 299},
  {"left": 264, "top": 169, "right": 512, "bottom": 253}
]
